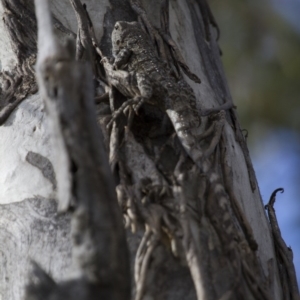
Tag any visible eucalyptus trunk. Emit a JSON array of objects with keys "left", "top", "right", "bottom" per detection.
[{"left": 0, "top": 0, "right": 296, "bottom": 300}]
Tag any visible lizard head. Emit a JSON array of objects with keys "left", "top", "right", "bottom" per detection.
[{"left": 111, "top": 21, "right": 143, "bottom": 56}]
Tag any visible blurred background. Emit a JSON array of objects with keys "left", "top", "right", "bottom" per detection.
[{"left": 209, "top": 0, "right": 300, "bottom": 286}]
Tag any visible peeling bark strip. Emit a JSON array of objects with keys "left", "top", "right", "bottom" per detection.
[
  {"left": 265, "top": 189, "right": 300, "bottom": 300},
  {"left": 25, "top": 0, "right": 130, "bottom": 299},
  {"left": 69, "top": 0, "right": 94, "bottom": 62},
  {"left": 195, "top": 0, "right": 220, "bottom": 42}
]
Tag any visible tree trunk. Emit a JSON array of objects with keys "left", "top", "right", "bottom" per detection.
[{"left": 0, "top": 0, "right": 297, "bottom": 299}]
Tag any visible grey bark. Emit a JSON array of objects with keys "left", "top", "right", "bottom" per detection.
[{"left": 0, "top": 0, "right": 297, "bottom": 300}]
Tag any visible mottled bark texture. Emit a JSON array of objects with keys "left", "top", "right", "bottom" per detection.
[{"left": 0, "top": 0, "right": 298, "bottom": 300}]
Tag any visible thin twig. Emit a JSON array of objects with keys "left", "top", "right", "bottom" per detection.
[{"left": 265, "top": 189, "right": 300, "bottom": 300}]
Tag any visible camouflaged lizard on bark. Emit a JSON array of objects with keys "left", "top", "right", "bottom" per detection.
[
  {"left": 101, "top": 19, "right": 260, "bottom": 246},
  {"left": 102, "top": 21, "right": 228, "bottom": 174},
  {"left": 101, "top": 21, "right": 267, "bottom": 299}
]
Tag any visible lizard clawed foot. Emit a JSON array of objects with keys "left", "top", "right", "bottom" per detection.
[
  {"left": 107, "top": 97, "right": 145, "bottom": 129},
  {"left": 133, "top": 97, "right": 146, "bottom": 113}
]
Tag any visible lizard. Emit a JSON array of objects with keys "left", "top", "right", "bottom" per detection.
[
  {"left": 100, "top": 21, "right": 268, "bottom": 299},
  {"left": 101, "top": 21, "right": 230, "bottom": 174}
]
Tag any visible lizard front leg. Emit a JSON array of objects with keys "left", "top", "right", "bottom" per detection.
[
  {"left": 102, "top": 57, "right": 133, "bottom": 96},
  {"left": 102, "top": 57, "right": 153, "bottom": 127},
  {"left": 107, "top": 73, "right": 152, "bottom": 128},
  {"left": 113, "top": 48, "right": 132, "bottom": 69}
]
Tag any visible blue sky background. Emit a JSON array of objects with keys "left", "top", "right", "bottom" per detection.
[
  {"left": 272, "top": 0, "right": 300, "bottom": 33},
  {"left": 251, "top": 129, "right": 300, "bottom": 285}
]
